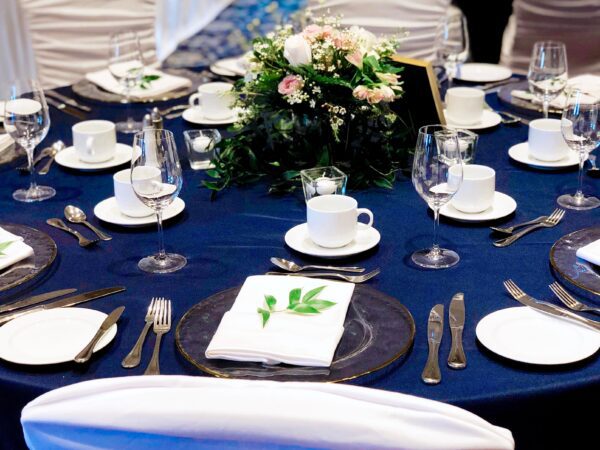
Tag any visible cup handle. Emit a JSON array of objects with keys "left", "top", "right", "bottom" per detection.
[
  {"left": 189, "top": 93, "right": 201, "bottom": 107},
  {"left": 85, "top": 137, "right": 95, "bottom": 156},
  {"left": 357, "top": 208, "right": 373, "bottom": 227}
]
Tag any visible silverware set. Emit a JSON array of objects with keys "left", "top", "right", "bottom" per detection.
[
  {"left": 422, "top": 293, "right": 466, "bottom": 385},
  {"left": 46, "top": 205, "right": 112, "bottom": 246},
  {"left": 121, "top": 297, "right": 172, "bottom": 375},
  {"left": 74, "top": 306, "right": 125, "bottom": 364},
  {"left": 16, "top": 140, "right": 65, "bottom": 174},
  {"left": 45, "top": 91, "right": 90, "bottom": 120},
  {"left": 268, "top": 257, "right": 379, "bottom": 283},
  {"left": 492, "top": 208, "right": 565, "bottom": 247}
]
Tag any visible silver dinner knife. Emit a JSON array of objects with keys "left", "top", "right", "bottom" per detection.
[
  {"left": 45, "top": 90, "right": 92, "bottom": 112},
  {"left": 448, "top": 293, "right": 466, "bottom": 369},
  {"left": 422, "top": 304, "right": 444, "bottom": 385},
  {"left": 74, "top": 306, "right": 125, "bottom": 363},
  {"left": 0, "top": 288, "right": 77, "bottom": 314}
]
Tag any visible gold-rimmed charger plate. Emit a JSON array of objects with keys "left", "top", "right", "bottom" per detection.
[
  {"left": 0, "top": 223, "right": 57, "bottom": 292},
  {"left": 550, "top": 226, "right": 600, "bottom": 296},
  {"left": 176, "top": 285, "right": 415, "bottom": 383}
]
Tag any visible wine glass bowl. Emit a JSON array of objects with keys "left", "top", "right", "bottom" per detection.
[
  {"left": 131, "top": 129, "right": 186, "bottom": 273},
  {"left": 527, "top": 41, "right": 568, "bottom": 118},
  {"left": 436, "top": 11, "right": 469, "bottom": 88}
]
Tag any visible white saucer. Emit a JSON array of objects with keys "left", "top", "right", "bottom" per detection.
[
  {"left": 94, "top": 197, "right": 185, "bottom": 227},
  {"left": 284, "top": 223, "right": 380, "bottom": 259},
  {"left": 440, "top": 192, "right": 517, "bottom": 222},
  {"left": 508, "top": 142, "right": 582, "bottom": 169},
  {"left": 55, "top": 143, "right": 133, "bottom": 171},
  {"left": 210, "top": 56, "right": 247, "bottom": 77},
  {"left": 456, "top": 63, "right": 512, "bottom": 82},
  {"left": 0, "top": 308, "right": 117, "bottom": 365},
  {"left": 476, "top": 307, "right": 600, "bottom": 365},
  {"left": 444, "top": 109, "right": 502, "bottom": 130},
  {"left": 182, "top": 107, "right": 240, "bottom": 125}
]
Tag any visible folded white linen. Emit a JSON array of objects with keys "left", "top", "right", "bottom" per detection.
[
  {"left": 85, "top": 68, "right": 191, "bottom": 99},
  {"left": 21, "top": 376, "right": 515, "bottom": 450},
  {"left": 206, "top": 275, "right": 355, "bottom": 367},
  {"left": 511, "top": 74, "right": 600, "bottom": 109},
  {"left": 0, "top": 227, "right": 33, "bottom": 271},
  {"left": 576, "top": 238, "right": 600, "bottom": 266},
  {"left": 213, "top": 56, "right": 247, "bottom": 76}
]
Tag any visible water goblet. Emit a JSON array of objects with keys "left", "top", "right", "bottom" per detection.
[
  {"left": 131, "top": 129, "right": 187, "bottom": 273},
  {"left": 2, "top": 79, "right": 55, "bottom": 202},
  {"left": 557, "top": 90, "right": 599, "bottom": 210},
  {"left": 436, "top": 10, "right": 469, "bottom": 88},
  {"left": 412, "top": 125, "right": 463, "bottom": 269},
  {"left": 527, "top": 41, "right": 568, "bottom": 118}
]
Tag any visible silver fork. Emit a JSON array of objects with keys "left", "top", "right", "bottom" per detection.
[
  {"left": 144, "top": 298, "right": 171, "bottom": 375},
  {"left": 265, "top": 268, "right": 380, "bottom": 283},
  {"left": 493, "top": 209, "right": 565, "bottom": 247},
  {"left": 490, "top": 208, "right": 561, "bottom": 234},
  {"left": 121, "top": 298, "right": 158, "bottom": 368},
  {"left": 549, "top": 282, "right": 600, "bottom": 315},
  {"left": 152, "top": 104, "right": 188, "bottom": 115},
  {"left": 16, "top": 147, "right": 52, "bottom": 172}
]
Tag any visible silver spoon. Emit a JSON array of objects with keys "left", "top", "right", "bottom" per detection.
[
  {"left": 270, "top": 257, "right": 365, "bottom": 273},
  {"left": 64, "top": 206, "right": 112, "bottom": 241},
  {"left": 587, "top": 154, "right": 600, "bottom": 178},
  {"left": 265, "top": 268, "right": 380, "bottom": 283},
  {"left": 38, "top": 140, "right": 65, "bottom": 175}
]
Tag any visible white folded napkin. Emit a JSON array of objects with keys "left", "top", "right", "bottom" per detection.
[
  {"left": 85, "top": 68, "right": 191, "bottom": 99},
  {"left": 213, "top": 56, "right": 248, "bottom": 76},
  {"left": 21, "top": 376, "right": 515, "bottom": 450},
  {"left": 0, "top": 227, "right": 34, "bottom": 271},
  {"left": 576, "top": 238, "right": 600, "bottom": 266},
  {"left": 206, "top": 275, "right": 355, "bottom": 367},
  {"left": 511, "top": 74, "right": 600, "bottom": 109}
]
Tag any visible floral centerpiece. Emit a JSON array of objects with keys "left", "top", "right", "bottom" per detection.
[{"left": 205, "top": 15, "right": 411, "bottom": 195}]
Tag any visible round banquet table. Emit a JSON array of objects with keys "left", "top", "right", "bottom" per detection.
[{"left": 0, "top": 85, "right": 598, "bottom": 450}]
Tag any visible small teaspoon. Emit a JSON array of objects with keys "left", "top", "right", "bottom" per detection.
[{"left": 64, "top": 205, "right": 112, "bottom": 241}]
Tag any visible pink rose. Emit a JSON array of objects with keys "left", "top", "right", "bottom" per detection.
[
  {"left": 379, "top": 85, "right": 396, "bottom": 102},
  {"left": 376, "top": 72, "right": 400, "bottom": 85},
  {"left": 302, "top": 24, "right": 322, "bottom": 42},
  {"left": 352, "top": 85, "right": 369, "bottom": 101},
  {"left": 345, "top": 49, "right": 364, "bottom": 69},
  {"left": 278, "top": 75, "right": 304, "bottom": 96},
  {"left": 366, "top": 88, "right": 385, "bottom": 104}
]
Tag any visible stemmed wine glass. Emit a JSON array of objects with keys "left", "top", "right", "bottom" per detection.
[
  {"left": 131, "top": 129, "right": 187, "bottom": 273},
  {"left": 108, "top": 31, "right": 144, "bottom": 133},
  {"left": 557, "top": 90, "right": 599, "bottom": 210},
  {"left": 2, "top": 79, "right": 55, "bottom": 202},
  {"left": 412, "top": 125, "right": 463, "bottom": 269},
  {"left": 527, "top": 41, "right": 568, "bottom": 118},
  {"left": 436, "top": 11, "right": 469, "bottom": 89}
]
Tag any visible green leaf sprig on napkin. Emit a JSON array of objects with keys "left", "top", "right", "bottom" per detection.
[
  {"left": 139, "top": 74, "right": 161, "bottom": 90},
  {"left": 0, "top": 241, "right": 14, "bottom": 257},
  {"left": 257, "top": 286, "right": 336, "bottom": 327}
]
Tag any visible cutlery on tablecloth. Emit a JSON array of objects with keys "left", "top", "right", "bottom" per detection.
[
  {"left": 152, "top": 104, "right": 188, "bottom": 115},
  {"left": 0, "top": 286, "right": 126, "bottom": 325},
  {"left": 46, "top": 218, "right": 99, "bottom": 247},
  {"left": 265, "top": 269, "right": 380, "bottom": 283},
  {"left": 448, "top": 292, "right": 466, "bottom": 369},
  {"left": 422, "top": 304, "right": 444, "bottom": 385},
  {"left": 45, "top": 90, "right": 92, "bottom": 112},
  {"left": 64, "top": 205, "right": 112, "bottom": 241},
  {"left": 144, "top": 298, "right": 171, "bottom": 375},
  {"left": 45, "top": 97, "right": 87, "bottom": 120},
  {"left": 549, "top": 282, "right": 600, "bottom": 315},
  {"left": 490, "top": 208, "right": 562, "bottom": 234},
  {"left": 16, "top": 146, "right": 53, "bottom": 173},
  {"left": 504, "top": 279, "right": 600, "bottom": 333},
  {"left": 122, "top": 298, "right": 157, "bottom": 368},
  {"left": 38, "top": 141, "right": 65, "bottom": 175},
  {"left": 74, "top": 306, "right": 125, "bottom": 363},
  {"left": 270, "top": 257, "right": 365, "bottom": 273},
  {"left": 493, "top": 209, "right": 565, "bottom": 247},
  {"left": 0, "top": 288, "right": 77, "bottom": 314}
]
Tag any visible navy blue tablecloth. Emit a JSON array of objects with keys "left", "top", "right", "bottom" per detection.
[{"left": 0, "top": 88, "right": 598, "bottom": 450}]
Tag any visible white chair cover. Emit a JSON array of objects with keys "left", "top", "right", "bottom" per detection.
[
  {"left": 307, "top": 0, "right": 452, "bottom": 61},
  {"left": 500, "top": 0, "right": 600, "bottom": 76},
  {"left": 21, "top": 375, "right": 515, "bottom": 450},
  {"left": 0, "top": 0, "right": 38, "bottom": 84}
]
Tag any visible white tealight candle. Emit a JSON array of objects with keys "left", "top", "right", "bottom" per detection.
[
  {"left": 192, "top": 135, "right": 212, "bottom": 153},
  {"left": 315, "top": 177, "right": 337, "bottom": 195}
]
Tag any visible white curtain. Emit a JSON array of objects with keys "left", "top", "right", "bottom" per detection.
[{"left": 0, "top": 0, "right": 37, "bottom": 83}]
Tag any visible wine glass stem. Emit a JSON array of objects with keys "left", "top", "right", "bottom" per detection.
[
  {"left": 575, "top": 151, "right": 586, "bottom": 200},
  {"left": 431, "top": 207, "right": 441, "bottom": 257},
  {"left": 123, "top": 88, "right": 133, "bottom": 124},
  {"left": 542, "top": 99, "right": 549, "bottom": 119},
  {"left": 26, "top": 143, "right": 37, "bottom": 191},
  {"left": 156, "top": 209, "right": 166, "bottom": 260}
]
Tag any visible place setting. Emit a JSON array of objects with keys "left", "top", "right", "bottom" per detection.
[
  {"left": 179, "top": 82, "right": 241, "bottom": 125},
  {"left": 444, "top": 87, "right": 503, "bottom": 130}
]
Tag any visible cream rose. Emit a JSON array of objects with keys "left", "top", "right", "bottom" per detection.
[{"left": 283, "top": 34, "right": 312, "bottom": 67}]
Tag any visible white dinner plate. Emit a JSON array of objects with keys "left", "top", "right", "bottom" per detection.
[
  {"left": 444, "top": 109, "right": 502, "bottom": 130},
  {"left": 284, "top": 223, "right": 380, "bottom": 259},
  {"left": 476, "top": 307, "right": 600, "bottom": 365},
  {"left": 0, "top": 308, "right": 117, "bottom": 365},
  {"left": 210, "top": 56, "right": 247, "bottom": 77},
  {"left": 456, "top": 63, "right": 512, "bottom": 83},
  {"left": 94, "top": 196, "right": 185, "bottom": 227},
  {"left": 55, "top": 143, "right": 133, "bottom": 171},
  {"left": 440, "top": 192, "right": 517, "bottom": 222},
  {"left": 182, "top": 107, "right": 240, "bottom": 126},
  {"left": 508, "top": 142, "right": 582, "bottom": 169}
]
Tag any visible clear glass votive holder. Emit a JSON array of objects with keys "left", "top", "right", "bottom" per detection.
[
  {"left": 300, "top": 166, "right": 348, "bottom": 203},
  {"left": 455, "top": 129, "right": 479, "bottom": 164},
  {"left": 183, "top": 129, "right": 221, "bottom": 170}
]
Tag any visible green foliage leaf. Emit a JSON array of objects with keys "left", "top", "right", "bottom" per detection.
[
  {"left": 289, "top": 288, "right": 301, "bottom": 306},
  {"left": 264, "top": 295, "right": 277, "bottom": 311},
  {"left": 257, "top": 308, "right": 271, "bottom": 327},
  {"left": 305, "top": 299, "right": 337, "bottom": 311},
  {"left": 288, "top": 303, "right": 320, "bottom": 314},
  {"left": 0, "top": 241, "right": 14, "bottom": 256},
  {"left": 302, "top": 286, "right": 326, "bottom": 303},
  {"left": 374, "top": 177, "right": 394, "bottom": 189}
]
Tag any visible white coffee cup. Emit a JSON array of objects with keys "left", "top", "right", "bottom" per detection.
[
  {"left": 189, "top": 82, "right": 235, "bottom": 120},
  {"left": 449, "top": 164, "right": 495, "bottom": 213},
  {"left": 445, "top": 87, "right": 485, "bottom": 125},
  {"left": 72, "top": 120, "right": 117, "bottom": 163},
  {"left": 113, "top": 168, "right": 160, "bottom": 217},
  {"left": 307, "top": 195, "right": 374, "bottom": 248},
  {"left": 527, "top": 118, "right": 570, "bottom": 161}
]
